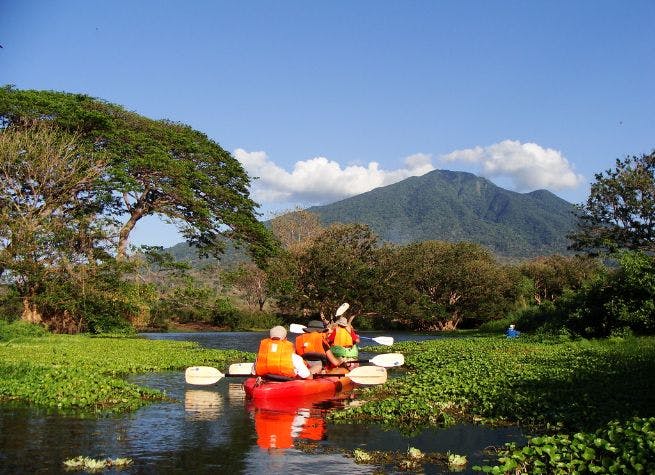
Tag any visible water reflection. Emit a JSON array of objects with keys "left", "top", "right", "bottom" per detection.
[
  {"left": 184, "top": 390, "right": 223, "bottom": 421},
  {"left": 247, "top": 390, "right": 351, "bottom": 451}
]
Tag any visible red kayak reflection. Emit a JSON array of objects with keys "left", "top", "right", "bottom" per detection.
[{"left": 247, "top": 389, "right": 353, "bottom": 451}]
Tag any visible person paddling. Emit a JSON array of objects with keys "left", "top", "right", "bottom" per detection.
[
  {"left": 253, "top": 326, "right": 311, "bottom": 380},
  {"left": 328, "top": 316, "right": 360, "bottom": 368},
  {"left": 294, "top": 320, "right": 342, "bottom": 372}
]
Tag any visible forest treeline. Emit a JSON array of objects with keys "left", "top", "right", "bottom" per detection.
[{"left": 1, "top": 87, "right": 654, "bottom": 337}]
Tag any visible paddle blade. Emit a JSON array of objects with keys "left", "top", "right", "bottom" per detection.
[
  {"left": 368, "top": 353, "right": 404, "bottom": 368},
  {"left": 289, "top": 323, "right": 306, "bottom": 334},
  {"left": 347, "top": 366, "right": 387, "bottom": 385},
  {"left": 335, "top": 302, "right": 350, "bottom": 316},
  {"left": 371, "top": 336, "right": 394, "bottom": 346},
  {"left": 228, "top": 362, "right": 254, "bottom": 375},
  {"left": 185, "top": 366, "right": 223, "bottom": 385}
]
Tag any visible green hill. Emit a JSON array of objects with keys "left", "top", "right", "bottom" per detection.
[
  {"left": 166, "top": 169, "right": 578, "bottom": 262},
  {"left": 307, "top": 169, "right": 577, "bottom": 259}
]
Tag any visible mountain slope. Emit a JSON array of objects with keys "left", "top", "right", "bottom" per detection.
[{"left": 307, "top": 169, "right": 577, "bottom": 258}]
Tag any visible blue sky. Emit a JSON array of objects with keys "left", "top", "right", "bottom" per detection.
[{"left": 1, "top": 1, "right": 654, "bottom": 248}]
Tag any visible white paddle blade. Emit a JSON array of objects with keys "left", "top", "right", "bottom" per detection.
[
  {"left": 335, "top": 302, "right": 350, "bottom": 316},
  {"left": 289, "top": 323, "right": 306, "bottom": 334},
  {"left": 185, "top": 366, "right": 223, "bottom": 385},
  {"left": 228, "top": 362, "right": 254, "bottom": 375},
  {"left": 347, "top": 366, "right": 387, "bottom": 385},
  {"left": 368, "top": 353, "right": 404, "bottom": 367},
  {"left": 372, "top": 336, "right": 394, "bottom": 346}
]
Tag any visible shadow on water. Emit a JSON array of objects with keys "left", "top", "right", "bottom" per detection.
[{"left": 0, "top": 332, "right": 526, "bottom": 474}]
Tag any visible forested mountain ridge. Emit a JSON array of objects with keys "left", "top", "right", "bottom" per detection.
[
  {"left": 167, "top": 169, "right": 578, "bottom": 262},
  {"left": 306, "top": 169, "right": 577, "bottom": 258}
]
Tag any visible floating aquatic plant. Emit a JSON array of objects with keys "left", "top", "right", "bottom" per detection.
[
  {"left": 62, "top": 456, "right": 133, "bottom": 472},
  {"left": 448, "top": 452, "right": 467, "bottom": 471}
]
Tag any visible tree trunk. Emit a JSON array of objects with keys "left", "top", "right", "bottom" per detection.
[
  {"left": 117, "top": 209, "right": 144, "bottom": 260},
  {"left": 21, "top": 297, "right": 42, "bottom": 324}
]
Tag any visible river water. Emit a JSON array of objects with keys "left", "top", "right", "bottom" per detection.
[{"left": 0, "top": 331, "right": 525, "bottom": 474}]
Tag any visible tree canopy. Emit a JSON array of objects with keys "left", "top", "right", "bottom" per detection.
[
  {"left": 0, "top": 86, "right": 276, "bottom": 262},
  {"left": 569, "top": 151, "right": 655, "bottom": 255}
]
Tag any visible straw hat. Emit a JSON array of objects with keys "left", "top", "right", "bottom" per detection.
[{"left": 269, "top": 325, "right": 287, "bottom": 339}]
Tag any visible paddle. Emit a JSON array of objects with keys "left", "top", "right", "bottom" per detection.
[
  {"left": 289, "top": 323, "right": 394, "bottom": 346},
  {"left": 335, "top": 302, "right": 349, "bottom": 317},
  {"left": 226, "top": 353, "right": 403, "bottom": 376},
  {"left": 185, "top": 365, "right": 387, "bottom": 386},
  {"left": 359, "top": 335, "right": 395, "bottom": 346}
]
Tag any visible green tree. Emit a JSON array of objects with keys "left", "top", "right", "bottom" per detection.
[
  {"left": 395, "top": 241, "right": 518, "bottom": 330},
  {"left": 0, "top": 86, "right": 276, "bottom": 262},
  {"left": 269, "top": 223, "right": 383, "bottom": 320},
  {"left": 569, "top": 151, "right": 655, "bottom": 255},
  {"left": 0, "top": 122, "right": 108, "bottom": 326},
  {"left": 519, "top": 255, "right": 603, "bottom": 304}
]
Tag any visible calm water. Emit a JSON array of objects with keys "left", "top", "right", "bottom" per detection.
[{"left": 0, "top": 331, "right": 525, "bottom": 474}]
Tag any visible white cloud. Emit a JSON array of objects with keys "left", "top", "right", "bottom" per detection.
[
  {"left": 440, "top": 140, "right": 584, "bottom": 191},
  {"left": 234, "top": 148, "right": 434, "bottom": 206}
]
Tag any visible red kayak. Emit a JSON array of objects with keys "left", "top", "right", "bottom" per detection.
[{"left": 243, "top": 371, "right": 354, "bottom": 402}]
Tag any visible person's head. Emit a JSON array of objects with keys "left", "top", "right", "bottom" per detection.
[
  {"left": 304, "top": 320, "right": 326, "bottom": 332},
  {"left": 336, "top": 317, "right": 348, "bottom": 327},
  {"left": 509, "top": 324, "right": 515, "bottom": 330},
  {"left": 269, "top": 325, "right": 287, "bottom": 340}
]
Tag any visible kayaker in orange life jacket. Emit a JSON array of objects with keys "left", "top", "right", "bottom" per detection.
[
  {"left": 253, "top": 325, "right": 312, "bottom": 380},
  {"left": 328, "top": 316, "right": 360, "bottom": 348},
  {"left": 294, "top": 320, "right": 342, "bottom": 372}
]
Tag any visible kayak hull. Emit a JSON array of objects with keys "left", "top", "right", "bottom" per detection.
[{"left": 243, "top": 372, "right": 354, "bottom": 401}]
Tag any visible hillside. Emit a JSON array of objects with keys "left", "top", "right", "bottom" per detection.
[
  {"left": 307, "top": 169, "right": 577, "bottom": 259},
  {"left": 166, "top": 169, "right": 578, "bottom": 262}
]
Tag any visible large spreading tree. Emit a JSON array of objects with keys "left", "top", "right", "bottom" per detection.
[{"left": 0, "top": 86, "right": 276, "bottom": 262}]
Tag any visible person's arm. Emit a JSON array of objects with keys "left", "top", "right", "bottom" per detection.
[
  {"left": 321, "top": 334, "right": 330, "bottom": 351},
  {"left": 327, "top": 329, "right": 336, "bottom": 345},
  {"left": 350, "top": 327, "right": 360, "bottom": 344},
  {"left": 292, "top": 353, "right": 311, "bottom": 379}
]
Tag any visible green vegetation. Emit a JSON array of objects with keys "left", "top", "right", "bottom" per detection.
[
  {"left": 331, "top": 335, "right": 655, "bottom": 472},
  {"left": 333, "top": 336, "right": 655, "bottom": 431},
  {"left": 570, "top": 151, "right": 655, "bottom": 255},
  {"left": 0, "top": 325, "right": 252, "bottom": 413},
  {"left": 308, "top": 169, "right": 576, "bottom": 259},
  {"left": 477, "top": 417, "right": 655, "bottom": 474},
  {"left": 0, "top": 86, "right": 276, "bottom": 333}
]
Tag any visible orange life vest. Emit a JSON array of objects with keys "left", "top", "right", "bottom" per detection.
[
  {"left": 255, "top": 338, "right": 296, "bottom": 378},
  {"left": 332, "top": 326, "right": 354, "bottom": 347},
  {"left": 295, "top": 332, "right": 327, "bottom": 356}
]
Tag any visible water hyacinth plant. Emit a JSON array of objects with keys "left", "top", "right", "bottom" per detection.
[
  {"left": 332, "top": 335, "right": 655, "bottom": 471},
  {"left": 0, "top": 331, "right": 253, "bottom": 413}
]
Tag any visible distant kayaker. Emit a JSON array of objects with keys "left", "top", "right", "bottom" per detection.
[
  {"left": 328, "top": 316, "right": 360, "bottom": 367},
  {"left": 505, "top": 324, "right": 521, "bottom": 338},
  {"left": 253, "top": 326, "right": 312, "bottom": 380},
  {"left": 295, "top": 320, "right": 342, "bottom": 372}
]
